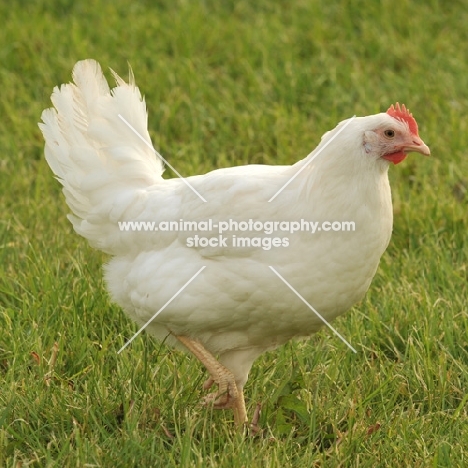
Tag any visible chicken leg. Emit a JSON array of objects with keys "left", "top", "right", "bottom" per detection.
[{"left": 174, "top": 335, "right": 248, "bottom": 426}]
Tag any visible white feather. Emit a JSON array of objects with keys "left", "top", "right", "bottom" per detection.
[{"left": 40, "top": 60, "right": 416, "bottom": 390}]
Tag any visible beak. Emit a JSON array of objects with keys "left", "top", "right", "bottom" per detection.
[{"left": 403, "top": 136, "right": 430, "bottom": 156}]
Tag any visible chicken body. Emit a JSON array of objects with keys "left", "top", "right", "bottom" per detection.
[
  {"left": 40, "top": 60, "right": 430, "bottom": 425},
  {"left": 105, "top": 153, "right": 393, "bottom": 384}
]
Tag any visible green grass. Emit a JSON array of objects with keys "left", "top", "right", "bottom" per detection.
[{"left": 1, "top": 0, "right": 467, "bottom": 466}]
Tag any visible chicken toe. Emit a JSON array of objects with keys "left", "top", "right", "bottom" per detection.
[{"left": 175, "top": 335, "right": 247, "bottom": 426}]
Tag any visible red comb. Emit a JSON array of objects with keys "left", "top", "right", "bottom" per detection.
[{"left": 386, "top": 103, "right": 419, "bottom": 135}]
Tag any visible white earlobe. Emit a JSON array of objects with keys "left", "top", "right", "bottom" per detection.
[{"left": 363, "top": 130, "right": 378, "bottom": 154}]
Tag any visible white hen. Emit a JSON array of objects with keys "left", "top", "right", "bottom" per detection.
[{"left": 40, "top": 59, "right": 430, "bottom": 426}]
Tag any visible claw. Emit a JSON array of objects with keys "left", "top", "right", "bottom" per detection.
[
  {"left": 203, "top": 377, "right": 214, "bottom": 390},
  {"left": 202, "top": 374, "right": 238, "bottom": 408}
]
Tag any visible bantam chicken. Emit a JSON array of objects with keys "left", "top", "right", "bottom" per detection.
[{"left": 40, "top": 59, "right": 430, "bottom": 427}]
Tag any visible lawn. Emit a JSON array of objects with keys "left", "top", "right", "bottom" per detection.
[{"left": 1, "top": 0, "right": 467, "bottom": 466}]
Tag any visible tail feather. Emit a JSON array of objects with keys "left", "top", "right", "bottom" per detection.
[
  {"left": 72, "top": 59, "right": 110, "bottom": 107},
  {"left": 39, "top": 59, "right": 164, "bottom": 254}
]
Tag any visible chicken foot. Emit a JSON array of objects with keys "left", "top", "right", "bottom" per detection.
[{"left": 174, "top": 335, "right": 247, "bottom": 426}]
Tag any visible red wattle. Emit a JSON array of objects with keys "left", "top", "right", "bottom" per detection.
[{"left": 382, "top": 152, "right": 407, "bottom": 165}]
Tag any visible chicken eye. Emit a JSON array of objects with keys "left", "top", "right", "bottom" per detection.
[{"left": 384, "top": 129, "right": 395, "bottom": 138}]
